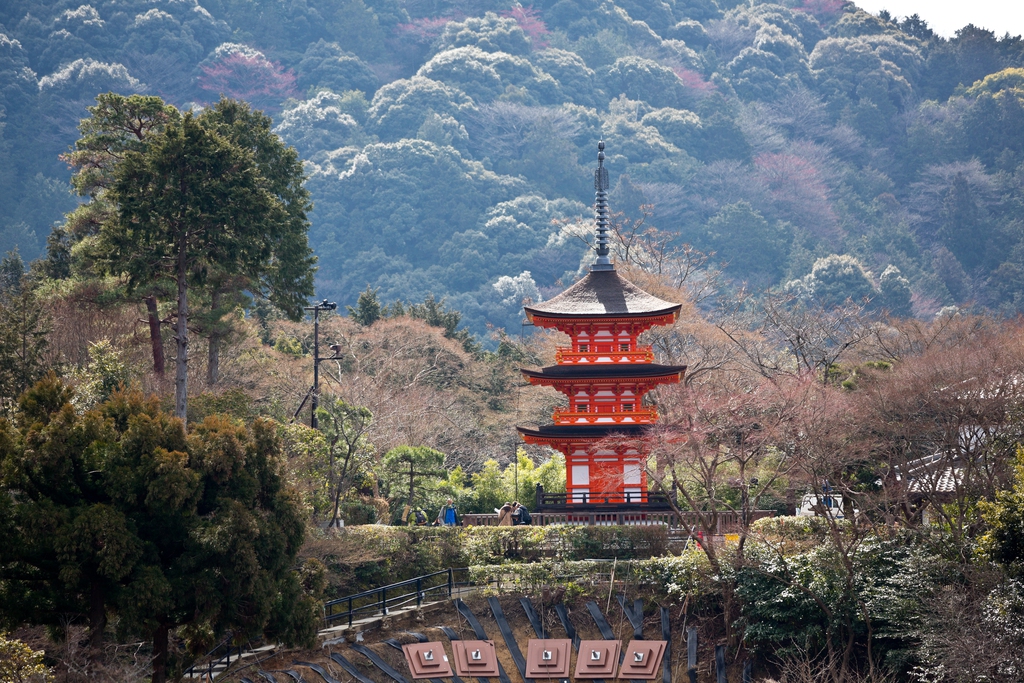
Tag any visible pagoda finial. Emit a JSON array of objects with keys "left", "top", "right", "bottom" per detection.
[{"left": 592, "top": 140, "right": 614, "bottom": 271}]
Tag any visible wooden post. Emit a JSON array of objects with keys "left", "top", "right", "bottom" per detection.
[
  {"left": 687, "top": 627, "right": 697, "bottom": 671},
  {"left": 606, "top": 558, "right": 617, "bottom": 614}
]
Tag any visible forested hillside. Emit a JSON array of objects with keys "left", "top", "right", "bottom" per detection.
[{"left": 2, "top": 0, "right": 1024, "bottom": 338}]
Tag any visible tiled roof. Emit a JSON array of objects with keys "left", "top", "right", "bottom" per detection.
[
  {"left": 907, "top": 467, "right": 961, "bottom": 494},
  {"left": 524, "top": 270, "right": 681, "bottom": 318},
  {"left": 521, "top": 364, "right": 687, "bottom": 380},
  {"left": 516, "top": 424, "right": 647, "bottom": 439},
  {"left": 896, "top": 452, "right": 965, "bottom": 495}
]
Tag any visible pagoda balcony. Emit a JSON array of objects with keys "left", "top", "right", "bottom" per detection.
[
  {"left": 555, "top": 347, "right": 654, "bottom": 364},
  {"left": 552, "top": 407, "right": 658, "bottom": 425},
  {"left": 535, "top": 484, "right": 674, "bottom": 510}
]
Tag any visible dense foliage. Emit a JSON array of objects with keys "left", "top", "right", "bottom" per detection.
[
  {"left": 57, "top": 93, "right": 316, "bottom": 421},
  {"left": 0, "top": 377, "right": 318, "bottom": 682},
  {"left": 4, "top": 0, "right": 1024, "bottom": 680},
  {"left": 301, "top": 523, "right": 668, "bottom": 598},
  {"left": 3, "top": 0, "right": 1024, "bottom": 338}
]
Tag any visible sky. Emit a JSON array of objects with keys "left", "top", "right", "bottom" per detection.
[{"left": 855, "top": 0, "right": 1024, "bottom": 38}]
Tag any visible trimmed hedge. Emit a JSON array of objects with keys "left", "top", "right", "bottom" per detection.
[
  {"left": 751, "top": 514, "right": 840, "bottom": 540},
  {"left": 467, "top": 550, "right": 714, "bottom": 602},
  {"left": 301, "top": 524, "right": 670, "bottom": 598}
]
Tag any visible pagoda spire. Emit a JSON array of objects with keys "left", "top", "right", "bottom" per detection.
[{"left": 592, "top": 140, "right": 614, "bottom": 272}]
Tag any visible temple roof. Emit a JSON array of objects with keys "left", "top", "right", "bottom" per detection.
[
  {"left": 524, "top": 269, "right": 682, "bottom": 319},
  {"left": 517, "top": 424, "right": 647, "bottom": 439},
  {"left": 521, "top": 363, "right": 686, "bottom": 381}
]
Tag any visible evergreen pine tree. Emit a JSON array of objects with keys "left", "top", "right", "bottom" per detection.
[
  {"left": 0, "top": 254, "right": 50, "bottom": 407},
  {"left": 939, "top": 172, "right": 985, "bottom": 271},
  {"left": 0, "top": 378, "right": 317, "bottom": 682},
  {"left": 347, "top": 286, "right": 383, "bottom": 326},
  {"left": 98, "top": 113, "right": 288, "bottom": 424}
]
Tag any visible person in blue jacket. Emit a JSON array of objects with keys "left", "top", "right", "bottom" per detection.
[{"left": 437, "top": 498, "right": 459, "bottom": 526}]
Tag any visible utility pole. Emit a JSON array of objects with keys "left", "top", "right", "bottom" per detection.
[{"left": 303, "top": 299, "right": 336, "bottom": 429}]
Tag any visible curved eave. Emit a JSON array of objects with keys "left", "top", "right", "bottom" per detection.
[
  {"left": 517, "top": 424, "right": 648, "bottom": 440},
  {"left": 524, "top": 306, "right": 682, "bottom": 324},
  {"left": 521, "top": 364, "right": 686, "bottom": 384},
  {"left": 522, "top": 269, "right": 682, "bottom": 320}
]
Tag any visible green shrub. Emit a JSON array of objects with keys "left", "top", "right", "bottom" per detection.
[
  {"left": 751, "top": 514, "right": 836, "bottom": 540},
  {"left": 339, "top": 498, "right": 379, "bottom": 525},
  {"left": 548, "top": 525, "right": 668, "bottom": 560},
  {"left": 635, "top": 548, "right": 718, "bottom": 602},
  {"left": 737, "top": 530, "right": 935, "bottom": 665},
  {"left": 273, "top": 335, "right": 304, "bottom": 355},
  {"left": 469, "top": 560, "right": 610, "bottom": 595},
  {"left": 187, "top": 387, "right": 256, "bottom": 424},
  {"left": 0, "top": 632, "right": 50, "bottom": 683},
  {"left": 462, "top": 526, "right": 548, "bottom": 564},
  {"left": 304, "top": 523, "right": 673, "bottom": 598}
]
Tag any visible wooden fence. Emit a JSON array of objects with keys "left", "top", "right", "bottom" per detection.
[{"left": 462, "top": 510, "right": 774, "bottom": 534}]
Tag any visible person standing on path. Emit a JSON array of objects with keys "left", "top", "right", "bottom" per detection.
[
  {"left": 438, "top": 498, "right": 459, "bottom": 526},
  {"left": 497, "top": 501, "right": 513, "bottom": 526}
]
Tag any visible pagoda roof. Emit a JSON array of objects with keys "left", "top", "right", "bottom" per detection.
[
  {"left": 517, "top": 424, "right": 647, "bottom": 440},
  {"left": 524, "top": 269, "right": 681, "bottom": 319},
  {"left": 521, "top": 363, "right": 686, "bottom": 381}
]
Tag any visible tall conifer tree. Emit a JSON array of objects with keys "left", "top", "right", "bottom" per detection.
[{"left": 99, "top": 113, "right": 288, "bottom": 423}]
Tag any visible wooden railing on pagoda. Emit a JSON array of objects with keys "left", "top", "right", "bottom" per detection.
[
  {"left": 461, "top": 509, "right": 776, "bottom": 532},
  {"left": 535, "top": 485, "right": 674, "bottom": 509},
  {"left": 551, "top": 407, "right": 658, "bottom": 425},
  {"left": 555, "top": 348, "right": 655, "bottom": 364}
]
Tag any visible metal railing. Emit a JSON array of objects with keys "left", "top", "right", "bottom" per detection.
[
  {"left": 323, "top": 567, "right": 471, "bottom": 628},
  {"left": 183, "top": 636, "right": 245, "bottom": 680},
  {"left": 183, "top": 568, "right": 472, "bottom": 678}
]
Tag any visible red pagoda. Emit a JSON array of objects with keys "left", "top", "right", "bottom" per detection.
[{"left": 517, "top": 142, "right": 686, "bottom": 506}]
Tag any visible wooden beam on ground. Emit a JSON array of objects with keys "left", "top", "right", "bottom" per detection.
[
  {"left": 660, "top": 607, "right": 671, "bottom": 683},
  {"left": 455, "top": 599, "right": 513, "bottom": 683},
  {"left": 295, "top": 661, "right": 343, "bottom": 683},
  {"left": 351, "top": 643, "right": 411, "bottom": 683},
  {"left": 520, "top": 598, "right": 546, "bottom": 639},
  {"left": 324, "top": 653, "right": 376, "bottom": 683},
  {"left": 441, "top": 625, "right": 487, "bottom": 683},
  {"left": 488, "top": 597, "right": 531, "bottom": 683}
]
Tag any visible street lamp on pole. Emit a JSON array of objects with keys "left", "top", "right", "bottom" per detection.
[{"left": 303, "top": 299, "right": 337, "bottom": 429}]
